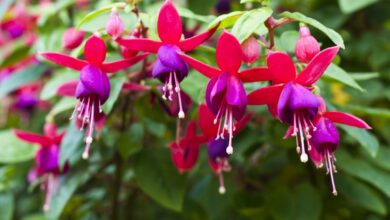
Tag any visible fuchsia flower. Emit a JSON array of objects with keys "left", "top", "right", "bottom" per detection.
[
  {"left": 306, "top": 98, "right": 371, "bottom": 195},
  {"left": 41, "top": 35, "right": 148, "bottom": 159},
  {"left": 169, "top": 121, "right": 205, "bottom": 173},
  {"left": 13, "top": 123, "right": 68, "bottom": 211},
  {"left": 106, "top": 9, "right": 124, "bottom": 40},
  {"left": 116, "top": 0, "right": 218, "bottom": 119},
  {"left": 295, "top": 25, "right": 320, "bottom": 63},
  {"left": 198, "top": 104, "right": 253, "bottom": 194},
  {"left": 180, "top": 31, "right": 270, "bottom": 155},
  {"left": 248, "top": 46, "right": 339, "bottom": 162},
  {"left": 62, "top": 28, "right": 85, "bottom": 50}
]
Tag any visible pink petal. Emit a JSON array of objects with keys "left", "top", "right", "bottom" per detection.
[
  {"left": 40, "top": 52, "right": 87, "bottom": 71},
  {"left": 84, "top": 35, "right": 107, "bottom": 65},
  {"left": 198, "top": 104, "right": 218, "bottom": 138},
  {"left": 247, "top": 84, "right": 284, "bottom": 105},
  {"left": 323, "top": 112, "right": 371, "bottom": 129},
  {"left": 13, "top": 129, "right": 52, "bottom": 145},
  {"left": 216, "top": 31, "right": 242, "bottom": 73},
  {"left": 238, "top": 67, "right": 272, "bottom": 83},
  {"left": 122, "top": 82, "right": 150, "bottom": 91},
  {"left": 116, "top": 38, "right": 162, "bottom": 53},
  {"left": 267, "top": 51, "right": 296, "bottom": 83},
  {"left": 178, "top": 25, "right": 218, "bottom": 52},
  {"left": 102, "top": 53, "right": 149, "bottom": 73},
  {"left": 179, "top": 53, "right": 221, "bottom": 78},
  {"left": 283, "top": 126, "right": 294, "bottom": 139},
  {"left": 295, "top": 46, "right": 339, "bottom": 86},
  {"left": 56, "top": 80, "right": 78, "bottom": 97},
  {"left": 157, "top": 0, "right": 182, "bottom": 44}
]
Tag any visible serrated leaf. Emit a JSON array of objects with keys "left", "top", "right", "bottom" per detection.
[
  {"left": 76, "top": 3, "right": 127, "bottom": 29},
  {"left": 336, "top": 150, "right": 390, "bottom": 198},
  {"left": 134, "top": 147, "right": 186, "bottom": 212},
  {"left": 208, "top": 11, "right": 245, "bottom": 30},
  {"left": 338, "top": 0, "right": 378, "bottom": 14},
  {"left": 340, "top": 125, "right": 379, "bottom": 157},
  {"left": 117, "top": 123, "right": 144, "bottom": 159},
  {"left": 40, "top": 70, "right": 79, "bottom": 100},
  {"left": 231, "top": 8, "right": 273, "bottom": 43},
  {"left": 0, "top": 192, "right": 14, "bottom": 220},
  {"left": 0, "top": 64, "right": 47, "bottom": 98},
  {"left": 338, "top": 175, "right": 387, "bottom": 215},
  {"left": 279, "top": 11, "right": 345, "bottom": 49},
  {"left": 102, "top": 73, "right": 126, "bottom": 114},
  {"left": 0, "top": 130, "right": 37, "bottom": 164},
  {"left": 324, "top": 64, "right": 364, "bottom": 91}
]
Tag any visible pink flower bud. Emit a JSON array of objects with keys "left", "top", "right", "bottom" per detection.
[
  {"left": 62, "top": 28, "right": 84, "bottom": 50},
  {"left": 295, "top": 25, "right": 320, "bottom": 63},
  {"left": 106, "top": 10, "right": 124, "bottom": 40},
  {"left": 241, "top": 36, "right": 260, "bottom": 65}
]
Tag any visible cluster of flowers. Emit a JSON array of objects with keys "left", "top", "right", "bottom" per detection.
[{"left": 9, "top": 0, "right": 371, "bottom": 211}]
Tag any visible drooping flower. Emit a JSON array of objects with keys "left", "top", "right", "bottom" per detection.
[
  {"left": 116, "top": 0, "right": 218, "bottom": 118},
  {"left": 62, "top": 28, "right": 85, "bottom": 50},
  {"left": 306, "top": 98, "right": 371, "bottom": 195},
  {"left": 106, "top": 9, "right": 124, "bottom": 40},
  {"left": 169, "top": 121, "right": 206, "bottom": 173},
  {"left": 295, "top": 25, "right": 320, "bottom": 63},
  {"left": 41, "top": 35, "right": 148, "bottom": 159},
  {"left": 198, "top": 104, "right": 253, "bottom": 194},
  {"left": 180, "top": 31, "right": 271, "bottom": 155},
  {"left": 241, "top": 36, "right": 260, "bottom": 65},
  {"left": 248, "top": 46, "right": 339, "bottom": 162},
  {"left": 13, "top": 123, "right": 68, "bottom": 211}
]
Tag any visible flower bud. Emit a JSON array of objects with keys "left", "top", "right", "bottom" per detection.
[
  {"left": 62, "top": 28, "right": 84, "bottom": 50},
  {"left": 295, "top": 25, "right": 320, "bottom": 63},
  {"left": 241, "top": 36, "right": 260, "bottom": 65},
  {"left": 106, "top": 10, "right": 124, "bottom": 40}
]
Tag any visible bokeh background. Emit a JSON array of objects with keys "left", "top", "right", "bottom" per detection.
[{"left": 0, "top": 0, "right": 389, "bottom": 219}]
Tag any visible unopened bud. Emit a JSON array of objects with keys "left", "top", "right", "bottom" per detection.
[
  {"left": 106, "top": 10, "right": 124, "bottom": 40},
  {"left": 241, "top": 36, "right": 260, "bottom": 65},
  {"left": 62, "top": 28, "right": 84, "bottom": 50},
  {"left": 295, "top": 25, "right": 320, "bottom": 63}
]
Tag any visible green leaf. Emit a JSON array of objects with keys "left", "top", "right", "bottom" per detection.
[
  {"left": 38, "top": 0, "right": 75, "bottom": 26},
  {"left": 350, "top": 72, "right": 380, "bottom": 81},
  {"left": 0, "top": 64, "right": 47, "bottom": 98},
  {"left": 102, "top": 73, "right": 127, "bottom": 114},
  {"left": 76, "top": 2, "right": 127, "bottom": 29},
  {"left": 47, "top": 169, "right": 95, "bottom": 220},
  {"left": 134, "top": 147, "right": 186, "bottom": 212},
  {"left": 60, "top": 121, "right": 83, "bottom": 167},
  {"left": 324, "top": 64, "right": 364, "bottom": 91},
  {"left": 341, "top": 105, "right": 390, "bottom": 119},
  {"left": 279, "top": 11, "right": 345, "bottom": 49},
  {"left": 338, "top": 0, "right": 378, "bottom": 14},
  {"left": 0, "top": 192, "right": 14, "bottom": 220},
  {"left": 0, "top": 45, "right": 31, "bottom": 68},
  {"left": 117, "top": 123, "right": 144, "bottom": 160},
  {"left": 338, "top": 175, "right": 387, "bottom": 215},
  {"left": 279, "top": 30, "right": 299, "bottom": 53},
  {"left": 177, "top": 7, "right": 215, "bottom": 23},
  {"left": 336, "top": 150, "right": 390, "bottom": 198},
  {"left": 0, "top": 0, "right": 14, "bottom": 21},
  {"left": 231, "top": 8, "right": 273, "bottom": 43},
  {"left": 40, "top": 70, "right": 79, "bottom": 100},
  {"left": 46, "top": 97, "right": 77, "bottom": 122},
  {"left": 78, "top": 11, "right": 137, "bottom": 33},
  {"left": 340, "top": 125, "right": 379, "bottom": 157},
  {"left": 208, "top": 11, "right": 245, "bottom": 30},
  {"left": 0, "top": 130, "right": 37, "bottom": 164},
  {"left": 181, "top": 70, "right": 209, "bottom": 104}
]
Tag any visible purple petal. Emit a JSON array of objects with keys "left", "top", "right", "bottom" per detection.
[
  {"left": 205, "top": 76, "right": 219, "bottom": 114},
  {"left": 311, "top": 117, "right": 339, "bottom": 153},
  {"left": 15, "top": 93, "right": 38, "bottom": 109},
  {"left": 36, "top": 144, "right": 60, "bottom": 175},
  {"left": 208, "top": 73, "right": 228, "bottom": 115},
  {"left": 152, "top": 44, "right": 189, "bottom": 82},
  {"left": 208, "top": 138, "right": 229, "bottom": 161},
  {"left": 226, "top": 75, "right": 247, "bottom": 120},
  {"left": 79, "top": 64, "right": 111, "bottom": 103}
]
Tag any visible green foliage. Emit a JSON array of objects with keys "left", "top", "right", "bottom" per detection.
[{"left": 0, "top": 130, "right": 37, "bottom": 164}]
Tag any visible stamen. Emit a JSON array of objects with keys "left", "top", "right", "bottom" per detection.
[
  {"left": 218, "top": 171, "right": 226, "bottom": 194},
  {"left": 83, "top": 100, "right": 95, "bottom": 159},
  {"left": 297, "top": 114, "right": 308, "bottom": 163},
  {"left": 226, "top": 108, "right": 234, "bottom": 155},
  {"left": 292, "top": 113, "right": 298, "bottom": 136},
  {"left": 327, "top": 151, "right": 337, "bottom": 196},
  {"left": 174, "top": 73, "right": 185, "bottom": 119}
]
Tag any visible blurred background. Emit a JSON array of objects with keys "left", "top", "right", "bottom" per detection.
[{"left": 0, "top": 0, "right": 389, "bottom": 219}]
